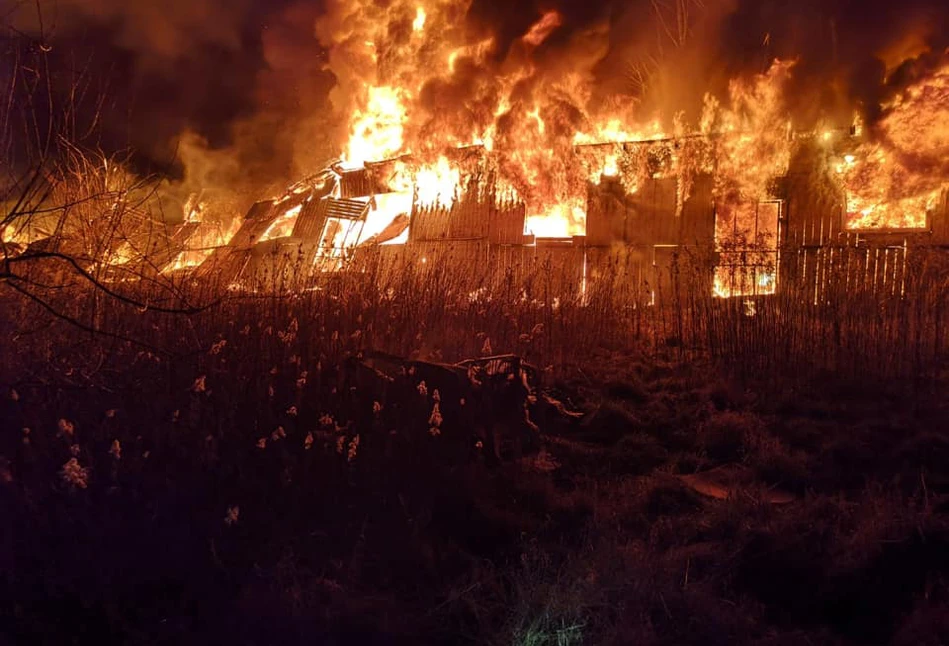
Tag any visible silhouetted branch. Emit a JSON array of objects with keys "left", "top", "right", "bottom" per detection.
[
  {"left": 5, "top": 279, "right": 174, "bottom": 357},
  {"left": 4, "top": 250, "right": 220, "bottom": 313}
]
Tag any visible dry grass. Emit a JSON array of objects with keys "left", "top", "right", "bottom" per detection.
[{"left": 2, "top": 158, "right": 949, "bottom": 644}]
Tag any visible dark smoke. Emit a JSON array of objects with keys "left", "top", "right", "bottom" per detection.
[
  {"left": 713, "top": 0, "right": 949, "bottom": 127},
  {"left": 464, "top": 0, "right": 948, "bottom": 127},
  {"left": 5, "top": 0, "right": 336, "bottom": 201},
  {"left": 6, "top": 0, "right": 948, "bottom": 194}
]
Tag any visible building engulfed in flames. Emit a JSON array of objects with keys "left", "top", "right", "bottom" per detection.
[
  {"left": 7, "top": 48, "right": 946, "bottom": 304},
  {"left": 147, "top": 46, "right": 948, "bottom": 302},
  {"left": 156, "top": 121, "right": 948, "bottom": 305}
]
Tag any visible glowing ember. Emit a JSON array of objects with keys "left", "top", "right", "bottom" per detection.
[
  {"left": 0, "top": 220, "right": 46, "bottom": 246},
  {"left": 104, "top": 244, "right": 135, "bottom": 266},
  {"left": 167, "top": 250, "right": 211, "bottom": 272},
  {"left": 523, "top": 10, "right": 563, "bottom": 47}
]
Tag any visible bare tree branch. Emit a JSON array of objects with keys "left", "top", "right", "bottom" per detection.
[
  {"left": 4, "top": 250, "right": 221, "bottom": 314},
  {"left": 5, "top": 279, "right": 174, "bottom": 357}
]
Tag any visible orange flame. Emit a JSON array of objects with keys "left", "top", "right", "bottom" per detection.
[
  {"left": 415, "top": 156, "right": 460, "bottom": 208},
  {"left": 837, "top": 62, "right": 949, "bottom": 230},
  {"left": 344, "top": 86, "right": 408, "bottom": 167},
  {"left": 165, "top": 197, "right": 242, "bottom": 272}
]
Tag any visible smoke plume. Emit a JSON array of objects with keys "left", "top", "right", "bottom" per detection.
[{"left": 5, "top": 0, "right": 948, "bottom": 210}]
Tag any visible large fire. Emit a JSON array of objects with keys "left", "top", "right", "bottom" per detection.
[
  {"left": 344, "top": 86, "right": 409, "bottom": 167},
  {"left": 413, "top": 156, "right": 461, "bottom": 209},
  {"left": 322, "top": 1, "right": 658, "bottom": 238},
  {"left": 835, "top": 62, "right": 949, "bottom": 230},
  {"left": 145, "top": 1, "right": 941, "bottom": 266},
  {"left": 58, "top": 2, "right": 944, "bottom": 297},
  {"left": 319, "top": 0, "right": 808, "bottom": 243}
]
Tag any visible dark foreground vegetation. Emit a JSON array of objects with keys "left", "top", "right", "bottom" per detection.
[{"left": 1, "top": 266, "right": 949, "bottom": 646}]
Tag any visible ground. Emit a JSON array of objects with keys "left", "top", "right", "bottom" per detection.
[{"left": 1, "top": 289, "right": 948, "bottom": 646}]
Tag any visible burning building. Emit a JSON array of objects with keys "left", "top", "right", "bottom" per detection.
[
  {"left": 19, "top": 0, "right": 940, "bottom": 303},
  {"left": 164, "top": 123, "right": 945, "bottom": 305},
  {"left": 141, "top": 0, "right": 945, "bottom": 302},
  {"left": 157, "top": 54, "right": 945, "bottom": 304}
]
